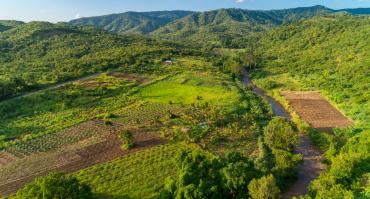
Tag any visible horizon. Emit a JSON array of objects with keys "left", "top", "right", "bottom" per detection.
[{"left": 0, "top": 0, "right": 370, "bottom": 23}]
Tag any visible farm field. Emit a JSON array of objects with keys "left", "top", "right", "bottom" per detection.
[
  {"left": 74, "top": 143, "right": 200, "bottom": 199},
  {"left": 281, "top": 91, "right": 353, "bottom": 130},
  {"left": 0, "top": 57, "right": 272, "bottom": 197}
]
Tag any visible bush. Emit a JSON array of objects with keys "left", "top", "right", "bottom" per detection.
[
  {"left": 264, "top": 117, "right": 298, "bottom": 151},
  {"left": 248, "top": 175, "right": 280, "bottom": 199},
  {"left": 119, "top": 130, "right": 134, "bottom": 150},
  {"left": 222, "top": 152, "right": 259, "bottom": 198},
  {"left": 160, "top": 151, "right": 225, "bottom": 199},
  {"left": 15, "top": 172, "right": 93, "bottom": 199}
]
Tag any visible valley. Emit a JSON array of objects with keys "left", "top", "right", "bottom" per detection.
[{"left": 0, "top": 4, "right": 369, "bottom": 199}]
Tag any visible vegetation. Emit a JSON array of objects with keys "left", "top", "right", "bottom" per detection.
[
  {"left": 152, "top": 6, "right": 333, "bottom": 47},
  {"left": 1, "top": 5, "right": 369, "bottom": 199},
  {"left": 248, "top": 174, "right": 280, "bottom": 199},
  {"left": 69, "top": 11, "right": 194, "bottom": 34},
  {"left": 263, "top": 117, "right": 298, "bottom": 151},
  {"left": 0, "top": 21, "right": 189, "bottom": 99},
  {"left": 74, "top": 143, "right": 195, "bottom": 198},
  {"left": 13, "top": 172, "right": 93, "bottom": 199},
  {"left": 251, "top": 14, "right": 370, "bottom": 198},
  {"left": 119, "top": 130, "right": 134, "bottom": 150}
]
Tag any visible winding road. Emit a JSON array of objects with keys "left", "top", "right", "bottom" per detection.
[{"left": 242, "top": 70, "right": 325, "bottom": 198}]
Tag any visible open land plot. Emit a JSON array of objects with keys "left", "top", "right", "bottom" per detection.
[
  {"left": 0, "top": 120, "right": 165, "bottom": 197},
  {"left": 74, "top": 143, "right": 200, "bottom": 199},
  {"left": 281, "top": 91, "right": 353, "bottom": 129}
]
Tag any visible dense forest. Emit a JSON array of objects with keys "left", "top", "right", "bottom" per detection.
[{"left": 69, "top": 11, "right": 194, "bottom": 34}]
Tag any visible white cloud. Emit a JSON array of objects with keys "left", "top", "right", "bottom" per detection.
[
  {"left": 74, "top": 13, "right": 81, "bottom": 19},
  {"left": 235, "top": 0, "right": 246, "bottom": 3}
]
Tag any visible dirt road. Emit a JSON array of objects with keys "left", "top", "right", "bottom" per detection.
[
  {"left": 242, "top": 70, "right": 325, "bottom": 198},
  {"left": 0, "top": 73, "right": 101, "bottom": 104}
]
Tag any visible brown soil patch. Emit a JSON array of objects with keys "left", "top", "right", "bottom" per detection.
[
  {"left": 281, "top": 91, "right": 353, "bottom": 129},
  {"left": 0, "top": 152, "right": 14, "bottom": 166},
  {"left": 0, "top": 121, "right": 165, "bottom": 197},
  {"left": 108, "top": 72, "right": 152, "bottom": 84}
]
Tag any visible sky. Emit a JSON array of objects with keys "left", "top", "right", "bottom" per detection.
[{"left": 0, "top": 0, "right": 369, "bottom": 22}]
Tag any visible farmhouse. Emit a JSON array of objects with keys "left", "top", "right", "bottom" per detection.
[{"left": 163, "top": 60, "right": 173, "bottom": 65}]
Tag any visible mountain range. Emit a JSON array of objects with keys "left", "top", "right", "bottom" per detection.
[{"left": 68, "top": 6, "right": 370, "bottom": 46}]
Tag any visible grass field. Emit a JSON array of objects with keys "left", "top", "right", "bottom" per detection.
[{"left": 138, "top": 71, "right": 240, "bottom": 106}]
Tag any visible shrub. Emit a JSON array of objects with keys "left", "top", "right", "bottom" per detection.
[
  {"left": 119, "top": 130, "right": 134, "bottom": 150},
  {"left": 14, "top": 172, "right": 92, "bottom": 199},
  {"left": 248, "top": 175, "right": 280, "bottom": 199},
  {"left": 264, "top": 117, "right": 298, "bottom": 151}
]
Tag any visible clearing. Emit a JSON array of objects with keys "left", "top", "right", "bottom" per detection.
[
  {"left": 0, "top": 120, "right": 165, "bottom": 197},
  {"left": 281, "top": 91, "right": 353, "bottom": 130}
]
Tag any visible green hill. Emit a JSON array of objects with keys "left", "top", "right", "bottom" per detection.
[
  {"left": 0, "top": 22, "right": 184, "bottom": 100},
  {"left": 69, "top": 11, "right": 194, "bottom": 34},
  {"left": 254, "top": 14, "right": 370, "bottom": 129},
  {"left": 151, "top": 6, "right": 333, "bottom": 47},
  {"left": 252, "top": 15, "right": 370, "bottom": 197},
  {"left": 0, "top": 20, "right": 24, "bottom": 32}
]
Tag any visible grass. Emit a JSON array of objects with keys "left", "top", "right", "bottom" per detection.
[
  {"left": 0, "top": 74, "right": 138, "bottom": 149},
  {"left": 138, "top": 72, "right": 240, "bottom": 106},
  {"left": 74, "top": 143, "right": 199, "bottom": 199}
]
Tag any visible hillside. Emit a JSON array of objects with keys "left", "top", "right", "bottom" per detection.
[
  {"left": 0, "top": 20, "right": 24, "bottom": 32},
  {"left": 0, "top": 22, "right": 186, "bottom": 100},
  {"left": 69, "top": 11, "right": 194, "bottom": 34},
  {"left": 151, "top": 6, "right": 333, "bottom": 47},
  {"left": 251, "top": 14, "right": 370, "bottom": 198}
]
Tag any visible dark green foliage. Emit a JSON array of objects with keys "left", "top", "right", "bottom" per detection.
[
  {"left": 161, "top": 150, "right": 225, "bottom": 199},
  {"left": 0, "top": 21, "right": 189, "bottom": 100},
  {"left": 222, "top": 152, "right": 259, "bottom": 198},
  {"left": 247, "top": 175, "right": 280, "bottom": 199},
  {"left": 308, "top": 130, "right": 370, "bottom": 198},
  {"left": 256, "top": 14, "right": 370, "bottom": 130},
  {"left": 255, "top": 137, "right": 275, "bottom": 174},
  {"left": 152, "top": 6, "right": 333, "bottom": 47},
  {"left": 263, "top": 117, "right": 298, "bottom": 151},
  {"left": 15, "top": 172, "right": 93, "bottom": 199},
  {"left": 161, "top": 151, "right": 263, "bottom": 199},
  {"left": 69, "top": 11, "right": 194, "bottom": 34},
  {"left": 119, "top": 130, "right": 134, "bottom": 150},
  {"left": 0, "top": 20, "right": 24, "bottom": 32}
]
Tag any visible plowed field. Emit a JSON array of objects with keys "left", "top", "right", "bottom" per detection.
[{"left": 281, "top": 91, "right": 353, "bottom": 129}]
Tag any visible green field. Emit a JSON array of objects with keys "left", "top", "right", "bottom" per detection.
[{"left": 74, "top": 143, "right": 199, "bottom": 199}]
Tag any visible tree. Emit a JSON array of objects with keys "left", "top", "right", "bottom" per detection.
[
  {"left": 160, "top": 151, "right": 225, "bottom": 199},
  {"left": 15, "top": 172, "right": 93, "bottom": 199},
  {"left": 263, "top": 117, "right": 298, "bottom": 151},
  {"left": 255, "top": 137, "right": 275, "bottom": 174},
  {"left": 248, "top": 175, "right": 280, "bottom": 199},
  {"left": 222, "top": 152, "right": 259, "bottom": 198}
]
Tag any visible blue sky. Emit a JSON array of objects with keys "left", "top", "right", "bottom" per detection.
[{"left": 0, "top": 0, "right": 369, "bottom": 22}]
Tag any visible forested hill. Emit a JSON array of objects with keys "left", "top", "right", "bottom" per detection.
[
  {"left": 151, "top": 5, "right": 333, "bottom": 47},
  {"left": 0, "top": 22, "right": 187, "bottom": 100},
  {"left": 255, "top": 14, "right": 370, "bottom": 129},
  {"left": 0, "top": 20, "right": 24, "bottom": 32},
  {"left": 251, "top": 14, "right": 370, "bottom": 198},
  {"left": 69, "top": 11, "right": 194, "bottom": 34},
  {"left": 338, "top": 8, "right": 370, "bottom": 15}
]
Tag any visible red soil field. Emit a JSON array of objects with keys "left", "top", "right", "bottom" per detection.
[{"left": 281, "top": 91, "right": 353, "bottom": 129}]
